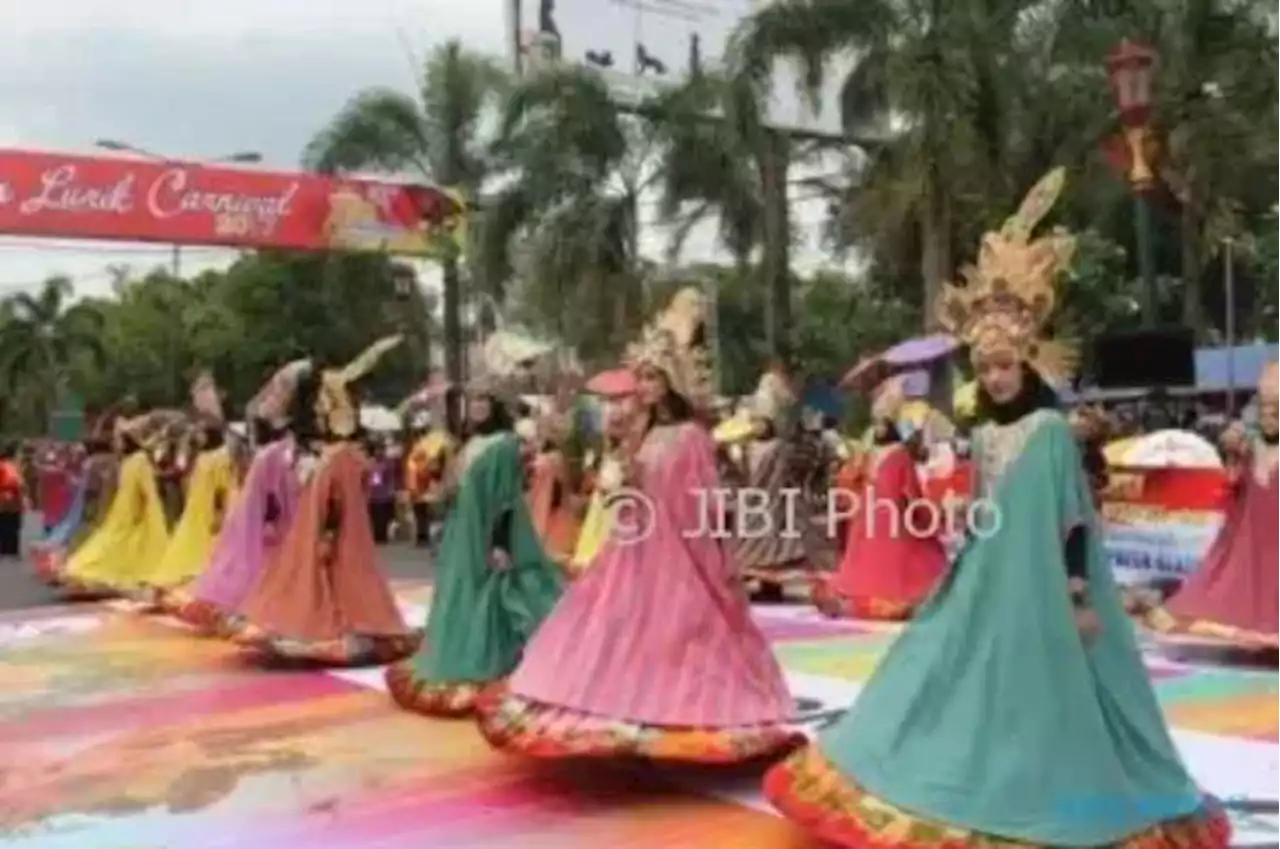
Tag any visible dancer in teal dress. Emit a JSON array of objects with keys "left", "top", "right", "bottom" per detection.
[
  {"left": 385, "top": 383, "right": 564, "bottom": 717},
  {"left": 762, "top": 169, "right": 1229, "bottom": 849}
]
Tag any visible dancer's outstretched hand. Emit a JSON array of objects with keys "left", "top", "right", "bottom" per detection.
[
  {"left": 1074, "top": 606, "right": 1102, "bottom": 643},
  {"left": 489, "top": 548, "right": 513, "bottom": 572}
]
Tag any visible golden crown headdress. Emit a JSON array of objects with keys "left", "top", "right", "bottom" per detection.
[
  {"left": 750, "top": 370, "right": 795, "bottom": 425},
  {"left": 190, "top": 370, "right": 224, "bottom": 424},
  {"left": 624, "top": 287, "right": 714, "bottom": 407},
  {"left": 466, "top": 329, "right": 556, "bottom": 406},
  {"left": 248, "top": 358, "right": 313, "bottom": 429},
  {"left": 936, "top": 168, "right": 1078, "bottom": 385},
  {"left": 316, "top": 336, "right": 403, "bottom": 438}
]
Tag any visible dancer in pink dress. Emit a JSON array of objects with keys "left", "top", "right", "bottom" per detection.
[
  {"left": 1148, "top": 362, "right": 1278, "bottom": 648},
  {"left": 164, "top": 362, "right": 308, "bottom": 634},
  {"left": 812, "top": 377, "right": 947, "bottom": 620},
  {"left": 476, "top": 288, "right": 801, "bottom": 763},
  {"left": 169, "top": 423, "right": 299, "bottom": 634}
]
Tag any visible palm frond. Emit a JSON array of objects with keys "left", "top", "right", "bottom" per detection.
[{"left": 303, "top": 89, "right": 431, "bottom": 176}]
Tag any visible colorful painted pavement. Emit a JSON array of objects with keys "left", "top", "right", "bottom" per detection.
[{"left": 1, "top": 584, "right": 1276, "bottom": 848}]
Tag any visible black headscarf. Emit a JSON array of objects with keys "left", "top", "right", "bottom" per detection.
[{"left": 973, "top": 362, "right": 1061, "bottom": 425}]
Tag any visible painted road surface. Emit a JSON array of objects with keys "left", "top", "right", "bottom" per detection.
[{"left": 1, "top": 583, "right": 1276, "bottom": 848}]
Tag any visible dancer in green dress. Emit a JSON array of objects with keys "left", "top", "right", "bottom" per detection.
[
  {"left": 386, "top": 382, "right": 564, "bottom": 717},
  {"left": 762, "top": 169, "right": 1229, "bottom": 849}
]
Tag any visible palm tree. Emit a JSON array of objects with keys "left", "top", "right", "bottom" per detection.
[
  {"left": 733, "top": 0, "right": 1079, "bottom": 327},
  {"left": 0, "top": 277, "right": 105, "bottom": 434},
  {"left": 304, "top": 39, "right": 508, "bottom": 384},
  {"left": 479, "top": 63, "right": 650, "bottom": 355}
]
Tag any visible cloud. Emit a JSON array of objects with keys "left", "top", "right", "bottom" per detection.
[
  {"left": 0, "top": 0, "right": 853, "bottom": 296},
  {"left": 0, "top": 0, "right": 508, "bottom": 293}
]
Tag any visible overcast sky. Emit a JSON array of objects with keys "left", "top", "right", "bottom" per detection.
[{"left": 0, "top": 0, "right": 846, "bottom": 301}]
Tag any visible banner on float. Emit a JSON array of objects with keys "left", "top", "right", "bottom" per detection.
[
  {"left": 1100, "top": 466, "right": 1228, "bottom": 583},
  {"left": 0, "top": 147, "right": 464, "bottom": 256}
]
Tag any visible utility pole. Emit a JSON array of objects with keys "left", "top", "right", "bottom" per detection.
[
  {"left": 509, "top": 0, "right": 524, "bottom": 75},
  {"left": 510, "top": 23, "right": 858, "bottom": 364},
  {"left": 760, "top": 129, "right": 791, "bottom": 363}
]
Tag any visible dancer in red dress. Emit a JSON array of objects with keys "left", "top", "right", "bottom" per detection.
[
  {"left": 812, "top": 376, "right": 946, "bottom": 620},
  {"left": 1148, "top": 362, "right": 1278, "bottom": 649}
]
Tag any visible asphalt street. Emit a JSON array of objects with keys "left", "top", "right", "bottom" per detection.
[{"left": 0, "top": 511, "right": 436, "bottom": 613}]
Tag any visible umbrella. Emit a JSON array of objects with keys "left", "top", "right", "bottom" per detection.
[
  {"left": 585, "top": 368, "right": 637, "bottom": 398},
  {"left": 881, "top": 334, "right": 959, "bottom": 366},
  {"left": 837, "top": 354, "right": 888, "bottom": 391},
  {"left": 1117, "top": 429, "right": 1223, "bottom": 469}
]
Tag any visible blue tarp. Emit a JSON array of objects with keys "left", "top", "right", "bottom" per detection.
[
  {"left": 1194, "top": 343, "right": 1278, "bottom": 392},
  {"left": 801, "top": 382, "right": 845, "bottom": 417}
]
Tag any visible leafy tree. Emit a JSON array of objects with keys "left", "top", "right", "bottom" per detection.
[
  {"left": 0, "top": 277, "right": 104, "bottom": 433},
  {"left": 304, "top": 39, "right": 508, "bottom": 384}
]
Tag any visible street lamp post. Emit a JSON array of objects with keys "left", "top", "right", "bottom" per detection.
[
  {"left": 93, "top": 139, "right": 263, "bottom": 401},
  {"left": 1106, "top": 40, "right": 1160, "bottom": 327}
]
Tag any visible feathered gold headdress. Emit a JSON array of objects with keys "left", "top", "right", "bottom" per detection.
[
  {"left": 248, "top": 358, "right": 313, "bottom": 429},
  {"left": 118, "top": 409, "right": 186, "bottom": 451},
  {"left": 624, "top": 287, "right": 713, "bottom": 407},
  {"left": 936, "top": 168, "right": 1078, "bottom": 385},
  {"left": 316, "top": 336, "right": 403, "bottom": 438},
  {"left": 467, "top": 330, "right": 555, "bottom": 406},
  {"left": 750, "top": 369, "right": 795, "bottom": 426},
  {"left": 190, "top": 370, "right": 224, "bottom": 424}
]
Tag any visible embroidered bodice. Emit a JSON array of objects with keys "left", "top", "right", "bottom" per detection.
[
  {"left": 459, "top": 433, "right": 504, "bottom": 477},
  {"left": 973, "top": 409, "right": 1056, "bottom": 498}
]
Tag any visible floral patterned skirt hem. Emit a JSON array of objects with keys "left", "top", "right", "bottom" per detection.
[
  {"left": 154, "top": 589, "right": 231, "bottom": 635},
  {"left": 232, "top": 622, "right": 423, "bottom": 667},
  {"left": 384, "top": 662, "right": 494, "bottom": 718},
  {"left": 475, "top": 682, "right": 806, "bottom": 764},
  {"left": 51, "top": 573, "right": 126, "bottom": 601},
  {"left": 1144, "top": 606, "right": 1279, "bottom": 650},
  {"left": 810, "top": 578, "right": 916, "bottom": 622},
  {"left": 763, "top": 745, "right": 1231, "bottom": 849}
]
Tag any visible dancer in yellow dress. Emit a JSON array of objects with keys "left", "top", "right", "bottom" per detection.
[
  {"left": 150, "top": 374, "right": 238, "bottom": 594},
  {"left": 59, "top": 413, "right": 172, "bottom": 597},
  {"left": 569, "top": 376, "right": 640, "bottom": 574}
]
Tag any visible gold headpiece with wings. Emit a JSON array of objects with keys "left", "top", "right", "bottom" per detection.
[
  {"left": 118, "top": 409, "right": 187, "bottom": 451},
  {"left": 316, "top": 336, "right": 403, "bottom": 438},
  {"left": 936, "top": 168, "right": 1078, "bottom": 385},
  {"left": 466, "top": 329, "right": 556, "bottom": 405},
  {"left": 624, "top": 287, "right": 714, "bottom": 407},
  {"left": 190, "top": 370, "right": 224, "bottom": 424},
  {"left": 750, "top": 369, "right": 795, "bottom": 426},
  {"left": 248, "top": 358, "right": 313, "bottom": 429}
]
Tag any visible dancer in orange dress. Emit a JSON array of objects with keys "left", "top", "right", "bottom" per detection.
[
  {"left": 233, "top": 337, "right": 419, "bottom": 666},
  {"left": 523, "top": 409, "right": 582, "bottom": 569}
]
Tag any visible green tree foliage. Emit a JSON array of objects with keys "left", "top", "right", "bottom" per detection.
[{"left": 0, "top": 255, "right": 434, "bottom": 435}]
